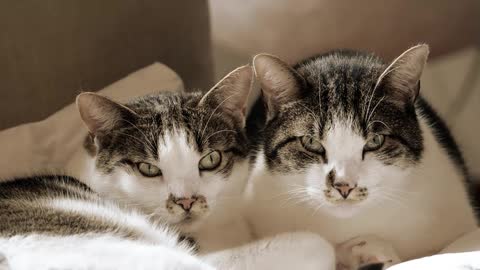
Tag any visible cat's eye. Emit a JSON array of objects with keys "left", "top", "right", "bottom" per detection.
[
  {"left": 301, "top": 135, "right": 325, "bottom": 155},
  {"left": 137, "top": 162, "right": 162, "bottom": 177},
  {"left": 364, "top": 134, "right": 385, "bottom": 152},
  {"left": 199, "top": 150, "right": 222, "bottom": 171}
]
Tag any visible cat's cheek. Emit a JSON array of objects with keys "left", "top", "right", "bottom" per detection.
[
  {"left": 304, "top": 164, "right": 330, "bottom": 190},
  {"left": 197, "top": 174, "right": 226, "bottom": 208},
  {"left": 356, "top": 158, "right": 385, "bottom": 188}
]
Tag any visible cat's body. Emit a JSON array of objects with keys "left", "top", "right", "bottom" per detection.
[
  {"left": 0, "top": 175, "right": 212, "bottom": 270},
  {"left": 245, "top": 46, "right": 478, "bottom": 263}
]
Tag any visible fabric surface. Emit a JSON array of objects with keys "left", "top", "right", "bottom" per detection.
[{"left": 0, "top": 62, "right": 183, "bottom": 180}]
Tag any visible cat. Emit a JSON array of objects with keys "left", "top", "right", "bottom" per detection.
[
  {"left": 245, "top": 44, "right": 479, "bottom": 269},
  {"left": 0, "top": 65, "right": 254, "bottom": 269},
  {"left": 67, "top": 65, "right": 258, "bottom": 253}
]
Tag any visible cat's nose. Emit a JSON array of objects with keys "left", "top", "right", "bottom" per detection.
[
  {"left": 174, "top": 197, "right": 197, "bottom": 211},
  {"left": 333, "top": 182, "right": 355, "bottom": 199}
]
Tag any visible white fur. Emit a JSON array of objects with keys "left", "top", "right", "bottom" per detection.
[
  {"left": 47, "top": 198, "right": 178, "bottom": 244},
  {"left": 0, "top": 235, "right": 213, "bottom": 270},
  {"left": 0, "top": 189, "right": 211, "bottom": 269},
  {"left": 246, "top": 116, "right": 478, "bottom": 261},
  {"left": 202, "top": 232, "right": 335, "bottom": 270}
]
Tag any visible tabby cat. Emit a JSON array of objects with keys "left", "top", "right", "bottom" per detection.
[
  {"left": 0, "top": 66, "right": 255, "bottom": 269},
  {"left": 246, "top": 45, "right": 479, "bottom": 269}
]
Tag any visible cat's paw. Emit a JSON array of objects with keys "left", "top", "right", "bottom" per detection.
[
  {"left": 336, "top": 235, "right": 400, "bottom": 270},
  {"left": 0, "top": 253, "right": 10, "bottom": 270}
]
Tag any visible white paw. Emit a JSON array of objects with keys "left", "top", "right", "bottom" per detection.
[{"left": 336, "top": 235, "right": 401, "bottom": 270}]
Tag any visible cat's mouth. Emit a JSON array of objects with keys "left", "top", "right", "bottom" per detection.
[
  {"left": 323, "top": 186, "right": 369, "bottom": 204},
  {"left": 176, "top": 211, "right": 210, "bottom": 225},
  {"left": 180, "top": 213, "right": 197, "bottom": 224}
]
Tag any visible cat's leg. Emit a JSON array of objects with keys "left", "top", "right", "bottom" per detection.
[
  {"left": 0, "top": 235, "right": 215, "bottom": 270},
  {"left": 336, "top": 235, "right": 401, "bottom": 270},
  {"left": 202, "top": 231, "right": 336, "bottom": 270}
]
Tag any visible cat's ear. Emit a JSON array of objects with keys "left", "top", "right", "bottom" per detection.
[
  {"left": 376, "top": 44, "right": 429, "bottom": 105},
  {"left": 76, "top": 92, "right": 138, "bottom": 135},
  {"left": 199, "top": 65, "right": 254, "bottom": 127},
  {"left": 253, "top": 54, "right": 305, "bottom": 120}
]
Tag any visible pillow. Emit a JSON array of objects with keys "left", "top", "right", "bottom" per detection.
[{"left": 0, "top": 63, "right": 183, "bottom": 180}]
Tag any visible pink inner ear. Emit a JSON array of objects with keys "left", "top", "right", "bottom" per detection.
[
  {"left": 254, "top": 54, "right": 303, "bottom": 114},
  {"left": 201, "top": 65, "right": 253, "bottom": 120},
  {"left": 374, "top": 45, "right": 429, "bottom": 102},
  {"left": 77, "top": 93, "right": 131, "bottom": 134}
]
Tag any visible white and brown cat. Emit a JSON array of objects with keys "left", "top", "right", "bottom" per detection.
[{"left": 245, "top": 44, "right": 479, "bottom": 269}]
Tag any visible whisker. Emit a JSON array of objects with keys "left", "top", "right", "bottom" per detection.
[
  {"left": 366, "top": 95, "right": 385, "bottom": 125},
  {"left": 299, "top": 103, "right": 322, "bottom": 129},
  {"left": 118, "top": 119, "right": 157, "bottom": 154},
  {"left": 202, "top": 129, "right": 237, "bottom": 145},
  {"left": 199, "top": 93, "right": 237, "bottom": 142},
  {"left": 109, "top": 131, "right": 157, "bottom": 154}
]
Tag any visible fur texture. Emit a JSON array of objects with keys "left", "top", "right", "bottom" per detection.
[
  {"left": 0, "top": 66, "right": 256, "bottom": 269},
  {"left": 0, "top": 175, "right": 211, "bottom": 270},
  {"left": 73, "top": 66, "right": 253, "bottom": 238},
  {"left": 246, "top": 45, "right": 478, "bottom": 262}
]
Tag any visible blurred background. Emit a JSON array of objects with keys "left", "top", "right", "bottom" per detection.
[{"left": 0, "top": 0, "right": 479, "bottom": 174}]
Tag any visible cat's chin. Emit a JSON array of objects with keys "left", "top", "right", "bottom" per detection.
[
  {"left": 172, "top": 214, "right": 210, "bottom": 233},
  {"left": 322, "top": 202, "right": 365, "bottom": 219}
]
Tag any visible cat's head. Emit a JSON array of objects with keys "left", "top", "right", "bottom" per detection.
[
  {"left": 253, "top": 45, "right": 429, "bottom": 218},
  {"left": 76, "top": 66, "right": 253, "bottom": 231}
]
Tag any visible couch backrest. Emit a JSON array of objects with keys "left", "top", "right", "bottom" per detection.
[{"left": 0, "top": 0, "right": 213, "bottom": 130}]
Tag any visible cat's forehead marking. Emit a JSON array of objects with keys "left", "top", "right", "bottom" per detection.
[
  {"left": 324, "top": 118, "right": 365, "bottom": 162},
  {"left": 158, "top": 129, "right": 199, "bottom": 163},
  {"left": 158, "top": 129, "right": 201, "bottom": 187}
]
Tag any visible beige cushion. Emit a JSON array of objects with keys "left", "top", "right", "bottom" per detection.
[{"left": 0, "top": 63, "right": 183, "bottom": 180}]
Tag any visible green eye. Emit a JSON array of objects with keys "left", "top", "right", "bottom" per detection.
[
  {"left": 199, "top": 150, "right": 222, "bottom": 171},
  {"left": 301, "top": 135, "right": 325, "bottom": 155},
  {"left": 364, "top": 134, "right": 385, "bottom": 152},
  {"left": 137, "top": 162, "right": 162, "bottom": 177}
]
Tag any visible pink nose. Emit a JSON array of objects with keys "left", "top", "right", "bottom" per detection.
[
  {"left": 333, "top": 182, "right": 355, "bottom": 199},
  {"left": 174, "top": 197, "right": 197, "bottom": 211}
]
